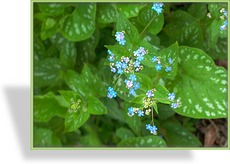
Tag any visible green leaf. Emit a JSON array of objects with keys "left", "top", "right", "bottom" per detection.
[
  {"left": 154, "top": 84, "right": 170, "bottom": 104},
  {"left": 117, "top": 4, "right": 144, "bottom": 18},
  {"left": 164, "top": 10, "right": 203, "bottom": 48},
  {"left": 158, "top": 42, "right": 179, "bottom": 80},
  {"left": 34, "top": 127, "right": 62, "bottom": 147},
  {"left": 123, "top": 108, "right": 142, "bottom": 136},
  {"left": 38, "top": 3, "right": 66, "bottom": 16},
  {"left": 76, "top": 29, "right": 99, "bottom": 64},
  {"left": 60, "top": 40, "right": 77, "bottom": 68},
  {"left": 58, "top": 90, "right": 82, "bottom": 106},
  {"left": 138, "top": 5, "right": 164, "bottom": 35},
  {"left": 96, "top": 4, "right": 117, "bottom": 23},
  {"left": 136, "top": 73, "right": 153, "bottom": 92},
  {"left": 116, "top": 127, "right": 135, "bottom": 140},
  {"left": 34, "top": 92, "right": 66, "bottom": 122},
  {"left": 105, "top": 44, "right": 131, "bottom": 60},
  {"left": 61, "top": 4, "right": 96, "bottom": 41},
  {"left": 100, "top": 98, "right": 125, "bottom": 123},
  {"left": 33, "top": 36, "right": 46, "bottom": 61},
  {"left": 50, "top": 33, "right": 66, "bottom": 50},
  {"left": 81, "top": 64, "right": 106, "bottom": 97},
  {"left": 41, "top": 17, "right": 60, "bottom": 40},
  {"left": 118, "top": 136, "right": 167, "bottom": 147},
  {"left": 208, "top": 3, "right": 227, "bottom": 19},
  {"left": 129, "top": 94, "right": 146, "bottom": 105},
  {"left": 162, "top": 121, "right": 202, "bottom": 147},
  {"left": 34, "top": 58, "right": 64, "bottom": 88},
  {"left": 64, "top": 69, "right": 90, "bottom": 98},
  {"left": 188, "top": 4, "right": 207, "bottom": 20},
  {"left": 87, "top": 96, "right": 107, "bottom": 115},
  {"left": 204, "top": 37, "right": 227, "bottom": 60},
  {"left": 116, "top": 11, "right": 139, "bottom": 46},
  {"left": 157, "top": 104, "right": 175, "bottom": 120},
  {"left": 65, "top": 110, "right": 90, "bottom": 132},
  {"left": 167, "top": 46, "right": 227, "bottom": 119},
  {"left": 79, "top": 123, "right": 102, "bottom": 146}
]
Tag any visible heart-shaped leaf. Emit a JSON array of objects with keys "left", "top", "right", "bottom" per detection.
[{"left": 167, "top": 46, "right": 227, "bottom": 119}]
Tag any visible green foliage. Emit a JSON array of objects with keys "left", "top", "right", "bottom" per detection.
[
  {"left": 166, "top": 46, "right": 227, "bottom": 119},
  {"left": 33, "top": 2, "right": 227, "bottom": 148}
]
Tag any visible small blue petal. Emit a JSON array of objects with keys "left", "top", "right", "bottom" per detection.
[{"left": 155, "top": 64, "right": 162, "bottom": 71}]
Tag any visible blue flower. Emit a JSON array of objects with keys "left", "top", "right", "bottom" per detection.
[
  {"left": 133, "top": 82, "right": 140, "bottom": 90},
  {"left": 171, "top": 102, "right": 179, "bottom": 109},
  {"left": 133, "top": 60, "right": 140, "bottom": 68},
  {"left": 122, "top": 57, "right": 130, "bottom": 63},
  {"left": 107, "top": 50, "right": 115, "bottom": 62},
  {"left": 168, "top": 58, "right": 173, "bottom": 64},
  {"left": 146, "top": 90, "right": 154, "bottom": 98},
  {"left": 155, "top": 64, "right": 162, "bottom": 71},
  {"left": 129, "top": 88, "right": 136, "bottom": 96},
  {"left": 137, "top": 55, "right": 144, "bottom": 62},
  {"left": 138, "top": 47, "right": 147, "bottom": 55},
  {"left": 152, "top": 3, "right": 164, "bottom": 15},
  {"left": 165, "top": 66, "right": 172, "bottom": 72},
  {"left": 124, "top": 79, "right": 133, "bottom": 89},
  {"left": 146, "top": 124, "right": 152, "bottom": 130},
  {"left": 117, "top": 68, "right": 123, "bottom": 74},
  {"left": 115, "top": 31, "right": 126, "bottom": 45},
  {"left": 129, "top": 74, "right": 137, "bottom": 81},
  {"left": 137, "top": 110, "right": 144, "bottom": 117},
  {"left": 146, "top": 124, "right": 158, "bottom": 134},
  {"left": 108, "top": 50, "right": 113, "bottom": 55},
  {"left": 110, "top": 67, "right": 116, "bottom": 73},
  {"left": 115, "top": 61, "right": 122, "bottom": 69},
  {"left": 127, "top": 107, "right": 135, "bottom": 117},
  {"left": 107, "top": 87, "right": 117, "bottom": 99},
  {"left": 220, "top": 25, "right": 226, "bottom": 30},
  {"left": 121, "top": 62, "right": 127, "bottom": 69},
  {"left": 149, "top": 125, "right": 158, "bottom": 134},
  {"left": 168, "top": 93, "right": 175, "bottom": 101},
  {"left": 151, "top": 56, "right": 158, "bottom": 63}
]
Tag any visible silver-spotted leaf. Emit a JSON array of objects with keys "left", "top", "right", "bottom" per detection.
[
  {"left": 138, "top": 5, "right": 164, "bottom": 35},
  {"left": 87, "top": 96, "right": 107, "bottom": 115},
  {"left": 61, "top": 4, "right": 96, "bottom": 41},
  {"left": 167, "top": 46, "right": 227, "bottom": 119},
  {"left": 34, "top": 58, "right": 64, "bottom": 87},
  {"left": 65, "top": 110, "right": 90, "bottom": 132},
  {"left": 34, "top": 92, "right": 66, "bottom": 122},
  {"left": 118, "top": 136, "right": 167, "bottom": 147},
  {"left": 162, "top": 121, "right": 202, "bottom": 147}
]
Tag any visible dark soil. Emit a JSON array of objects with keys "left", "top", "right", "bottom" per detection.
[{"left": 196, "top": 118, "right": 228, "bottom": 147}]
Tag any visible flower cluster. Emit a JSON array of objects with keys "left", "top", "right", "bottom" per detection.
[
  {"left": 127, "top": 107, "right": 144, "bottom": 117},
  {"left": 146, "top": 89, "right": 155, "bottom": 98},
  {"left": 152, "top": 56, "right": 174, "bottom": 72},
  {"left": 107, "top": 87, "right": 117, "bottom": 99},
  {"left": 127, "top": 107, "right": 151, "bottom": 117},
  {"left": 108, "top": 46, "right": 148, "bottom": 75},
  {"left": 168, "top": 92, "right": 181, "bottom": 109},
  {"left": 115, "top": 31, "right": 126, "bottom": 45},
  {"left": 124, "top": 74, "right": 140, "bottom": 96},
  {"left": 152, "top": 3, "right": 164, "bottom": 15},
  {"left": 220, "top": 8, "right": 228, "bottom": 31},
  {"left": 146, "top": 124, "right": 158, "bottom": 134},
  {"left": 114, "top": 56, "right": 130, "bottom": 74}
]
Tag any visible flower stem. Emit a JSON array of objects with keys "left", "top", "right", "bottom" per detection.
[{"left": 140, "top": 15, "right": 156, "bottom": 37}]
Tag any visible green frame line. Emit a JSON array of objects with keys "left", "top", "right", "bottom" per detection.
[{"left": 30, "top": 0, "right": 229, "bottom": 150}]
